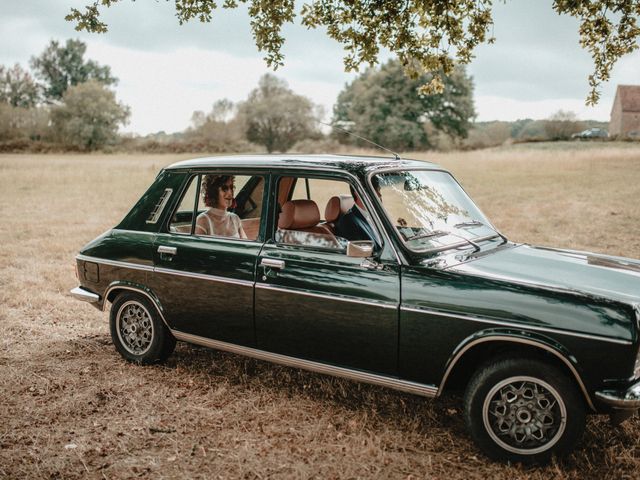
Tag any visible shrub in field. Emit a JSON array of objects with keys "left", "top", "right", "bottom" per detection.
[
  {"left": 463, "top": 122, "right": 512, "bottom": 150},
  {"left": 51, "top": 80, "right": 130, "bottom": 151},
  {"left": 544, "top": 110, "right": 586, "bottom": 140},
  {"left": 186, "top": 99, "right": 253, "bottom": 153},
  {"left": 0, "top": 104, "right": 50, "bottom": 142}
]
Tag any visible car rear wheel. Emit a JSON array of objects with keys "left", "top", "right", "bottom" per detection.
[
  {"left": 110, "top": 292, "right": 176, "bottom": 364},
  {"left": 463, "top": 357, "right": 586, "bottom": 464}
]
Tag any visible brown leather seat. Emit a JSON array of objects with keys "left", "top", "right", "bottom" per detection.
[
  {"left": 323, "top": 195, "right": 354, "bottom": 233},
  {"left": 278, "top": 199, "right": 332, "bottom": 234},
  {"left": 277, "top": 200, "right": 341, "bottom": 248}
]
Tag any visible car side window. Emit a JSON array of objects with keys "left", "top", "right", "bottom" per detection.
[
  {"left": 169, "top": 174, "right": 264, "bottom": 241},
  {"left": 168, "top": 176, "right": 198, "bottom": 234},
  {"left": 275, "top": 176, "right": 353, "bottom": 251}
]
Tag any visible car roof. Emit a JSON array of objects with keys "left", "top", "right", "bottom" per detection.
[{"left": 165, "top": 154, "right": 442, "bottom": 174}]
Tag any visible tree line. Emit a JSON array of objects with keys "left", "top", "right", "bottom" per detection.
[
  {"left": 68, "top": 1, "right": 640, "bottom": 107},
  {"left": 0, "top": 39, "right": 129, "bottom": 151},
  {"left": 1, "top": 38, "right": 603, "bottom": 154}
]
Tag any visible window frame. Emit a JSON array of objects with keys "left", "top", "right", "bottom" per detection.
[
  {"left": 366, "top": 167, "right": 503, "bottom": 256},
  {"left": 163, "top": 170, "right": 269, "bottom": 243},
  {"left": 271, "top": 171, "right": 384, "bottom": 253}
]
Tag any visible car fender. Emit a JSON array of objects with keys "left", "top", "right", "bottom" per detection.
[
  {"left": 103, "top": 281, "right": 171, "bottom": 331},
  {"left": 438, "top": 327, "right": 596, "bottom": 411}
]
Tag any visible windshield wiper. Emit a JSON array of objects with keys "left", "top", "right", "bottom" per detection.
[
  {"left": 404, "top": 230, "right": 449, "bottom": 242},
  {"left": 454, "top": 220, "right": 485, "bottom": 229},
  {"left": 406, "top": 230, "right": 483, "bottom": 253},
  {"left": 454, "top": 220, "right": 509, "bottom": 245}
]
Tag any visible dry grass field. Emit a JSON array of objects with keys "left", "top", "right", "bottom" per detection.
[{"left": 1, "top": 144, "right": 640, "bottom": 479}]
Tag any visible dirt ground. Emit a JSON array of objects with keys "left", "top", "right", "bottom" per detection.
[{"left": 1, "top": 145, "right": 640, "bottom": 479}]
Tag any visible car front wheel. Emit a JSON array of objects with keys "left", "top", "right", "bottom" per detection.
[
  {"left": 463, "top": 357, "right": 586, "bottom": 464},
  {"left": 110, "top": 292, "right": 176, "bottom": 364}
]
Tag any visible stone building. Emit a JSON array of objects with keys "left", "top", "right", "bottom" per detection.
[{"left": 610, "top": 85, "right": 640, "bottom": 138}]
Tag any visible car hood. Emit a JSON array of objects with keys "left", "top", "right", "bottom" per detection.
[{"left": 450, "top": 244, "right": 640, "bottom": 306}]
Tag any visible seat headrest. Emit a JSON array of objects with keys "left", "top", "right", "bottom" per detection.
[
  {"left": 278, "top": 199, "right": 321, "bottom": 229},
  {"left": 324, "top": 195, "right": 355, "bottom": 222}
]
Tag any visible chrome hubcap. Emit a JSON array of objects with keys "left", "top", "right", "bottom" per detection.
[
  {"left": 482, "top": 376, "right": 566, "bottom": 455},
  {"left": 116, "top": 301, "right": 154, "bottom": 355}
]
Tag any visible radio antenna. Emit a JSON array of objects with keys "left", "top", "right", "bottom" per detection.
[{"left": 318, "top": 120, "right": 400, "bottom": 160}]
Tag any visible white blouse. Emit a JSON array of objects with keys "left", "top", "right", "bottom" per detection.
[{"left": 195, "top": 208, "right": 246, "bottom": 239}]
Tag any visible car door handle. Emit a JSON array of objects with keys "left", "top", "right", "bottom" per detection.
[
  {"left": 260, "top": 258, "right": 285, "bottom": 269},
  {"left": 360, "top": 258, "right": 383, "bottom": 270},
  {"left": 157, "top": 246, "right": 177, "bottom": 255}
]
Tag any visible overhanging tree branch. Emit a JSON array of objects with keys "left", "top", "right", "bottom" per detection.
[{"left": 66, "top": 0, "right": 640, "bottom": 105}]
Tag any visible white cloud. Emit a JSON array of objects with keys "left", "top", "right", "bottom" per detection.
[
  {"left": 475, "top": 96, "right": 612, "bottom": 122},
  {"left": 87, "top": 43, "right": 267, "bottom": 134}
]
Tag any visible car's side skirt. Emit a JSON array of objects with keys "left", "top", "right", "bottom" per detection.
[{"left": 171, "top": 329, "right": 439, "bottom": 398}]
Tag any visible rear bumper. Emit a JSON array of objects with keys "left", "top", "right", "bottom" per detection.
[
  {"left": 596, "top": 380, "right": 640, "bottom": 410},
  {"left": 70, "top": 286, "right": 100, "bottom": 304}
]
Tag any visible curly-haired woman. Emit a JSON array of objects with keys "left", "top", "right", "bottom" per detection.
[{"left": 195, "top": 175, "right": 247, "bottom": 239}]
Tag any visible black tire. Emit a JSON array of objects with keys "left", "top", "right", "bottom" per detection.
[
  {"left": 109, "top": 292, "right": 176, "bottom": 364},
  {"left": 463, "top": 357, "right": 586, "bottom": 464}
]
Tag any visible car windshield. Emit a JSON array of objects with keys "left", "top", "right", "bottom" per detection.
[{"left": 373, "top": 170, "right": 501, "bottom": 252}]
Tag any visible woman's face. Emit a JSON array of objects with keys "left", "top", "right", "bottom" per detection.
[{"left": 216, "top": 178, "right": 235, "bottom": 209}]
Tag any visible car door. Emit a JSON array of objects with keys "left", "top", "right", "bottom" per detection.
[
  {"left": 254, "top": 173, "right": 400, "bottom": 375},
  {"left": 149, "top": 171, "right": 268, "bottom": 347}
]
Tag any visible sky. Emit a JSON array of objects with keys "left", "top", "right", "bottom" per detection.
[{"left": 1, "top": 0, "right": 638, "bottom": 135}]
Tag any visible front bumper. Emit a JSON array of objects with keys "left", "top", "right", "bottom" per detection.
[
  {"left": 70, "top": 286, "right": 100, "bottom": 303},
  {"left": 596, "top": 380, "right": 640, "bottom": 410}
]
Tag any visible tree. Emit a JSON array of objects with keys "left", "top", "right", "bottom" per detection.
[
  {"left": 544, "top": 110, "right": 586, "bottom": 140},
  {"left": 0, "top": 64, "right": 40, "bottom": 108},
  {"left": 187, "top": 99, "right": 249, "bottom": 152},
  {"left": 333, "top": 60, "right": 475, "bottom": 151},
  {"left": 238, "top": 74, "right": 320, "bottom": 153},
  {"left": 66, "top": 1, "right": 640, "bottom": 104},
  {"left": 50, "top": 80, "right": 130, "bottom": 150},
  {"left": 30, "top": 39, "right": 117, "bottom": 103}
]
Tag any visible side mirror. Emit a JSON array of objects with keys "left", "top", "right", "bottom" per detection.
[{"left": 347, "top": 240, "right": 374, "bottom": 258}]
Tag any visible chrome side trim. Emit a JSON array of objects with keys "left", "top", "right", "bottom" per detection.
[
  {"left": 438, "top": 335, "right": 596, "bottom": 411},
  {"left": 401, "top": 305, "right": 633, "bottom": 345},
  {"left": 70, "top": 286, "right": 100, "bottom": 303},
  {"left": 154, "top": 267, "right": 253, "bottom": 287},
  {"left": 256, "top": 283, "right": 397, "bottom": 310},
  {"left": 76, "top": 255, "right": 254, "bottom": 287},
  {"left": 171, "top": 330, "right": 438, "bottom": 397},
  {"left": 76, "top": 254, "right": 155, "bottom": 272}
]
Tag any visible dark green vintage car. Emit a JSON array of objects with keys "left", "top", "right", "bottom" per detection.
[{"left": 71, "top": 154, "right": 640, "bottom": 463}]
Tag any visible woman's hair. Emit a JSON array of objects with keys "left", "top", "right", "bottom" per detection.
[{"left": 202, "top": 175, "right": 233, "bottom": 208}]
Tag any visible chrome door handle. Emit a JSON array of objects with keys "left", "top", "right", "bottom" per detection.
[
  {"left": 260, "top": 258, "right": 285, "bottom": 269},
  {"left": 360, "top": 258, "right": 383, "bottom": 270},
  {"left": 157, "top": 245, "right": 177, "bottom": 255}
]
